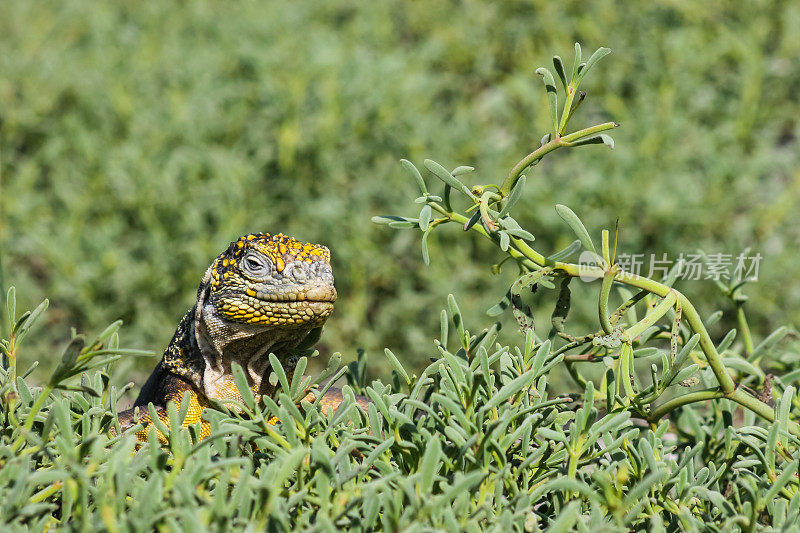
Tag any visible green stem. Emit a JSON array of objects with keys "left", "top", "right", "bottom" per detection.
[
  {"left": 610, "top": 290, "right": 647, "bottom": 326},
  {"left": 564, "top": 91, "right": 586, "bottom": 127},
  {"left": 548, "top": 259, "right": 735, "bottom": 394},
  {"left": 728, "top": 388, "right": 779, "bottom": 425},
  {"left": 500, "top": 139, "right": 563, "bottom": 197},
  {"left": 499, "top": 121, "right": 619, "bottom": 197},
  {"left": 11, "top": 384, "right": 53, "bottom": 452},
  {"left": 511, "top": 237, "right": 548, "bottom": 266},
  {"left": 648, "top": 389, "right": 726, "bottom": 421},
  {"left": 614, "top": 272, "right": 736, "bottom": 394},
  {"left": 678, "top": 295, "right": 736, "bottom": 394},
  {"left": 428, "top": 203, "right": 541, "bottom": 272},
  {"left": 567, "top": 449, "right": 579, "bottom": 480},
  {"left": 601, "top": 229, "right": 611, "bottom": 266},
  {"left": 6, "top": 333, "right": 17, "bottom": 390},
  {"left": 625, "top": 291, "right": 676, "bottom": 341},
  {"left": 564, "top": 361, "right": 588, "bottom": 388},
  {"left": 555, "top": 337, "right": 595, "bottom": 358},
  {"left": 736, "top": 303, "right": 755, "bottom": 357},
  {"left": 560, "top": 121, "right": 619, "bottom": 144},
  {"left": 557, "top": 85, "right": 577, "bottom": 136},
  {"left": 598, "top": 268, "right": 617, "bottom": 335},
  {"left": 648, "top": 387, "right": 800, "bottom": 438},
  {"left": 619, "top": 342, "right": 636, "bottom": 400}
]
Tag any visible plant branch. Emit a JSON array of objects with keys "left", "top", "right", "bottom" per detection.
[
  {"left": 500, "top": 139, "right": 562, "bottom": 197},
  {"left": 648, "top": 387, "right": 800, "bottom": 439},
  {"left": 648, "top": 389, "right": 726, "bottom": 421}
]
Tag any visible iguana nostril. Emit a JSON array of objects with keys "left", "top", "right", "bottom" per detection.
[{"left": 289, "top": 261, "right": 308, "bottom": 282}]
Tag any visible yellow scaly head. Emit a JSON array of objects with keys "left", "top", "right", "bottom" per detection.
[{"left": 208, "top": 233, "right": 335, "bottom": 328}]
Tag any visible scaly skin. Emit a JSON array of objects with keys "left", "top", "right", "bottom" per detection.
[{"left": 117, "top": 233, "right": 368, "bottom": 441}]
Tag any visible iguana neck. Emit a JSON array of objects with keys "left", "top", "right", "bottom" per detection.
[
  {"left": 161, "top": 307, "right": 205, "bottom": 389},
  {"left": 161, "top": 303, "right": 306, "bottom": 399}
]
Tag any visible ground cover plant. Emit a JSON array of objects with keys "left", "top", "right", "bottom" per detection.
[
  {"left": 2, "top": 44, "right": 800, "bottom": 531},
  {"left": 2, "top": 1, "right": 799, "bottom": 381}
]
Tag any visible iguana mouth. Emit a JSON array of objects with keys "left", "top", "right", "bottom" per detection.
[
  {"left": 248, "top": 289, "right": 337, "bottom": 303},
  {"left": 265, "top": 300, "right": 334, "bottom": 310},
  {"left": 217, "top": 292, "right": 335, "bottom": 326}
]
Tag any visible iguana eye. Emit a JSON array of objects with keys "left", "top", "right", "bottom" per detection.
[{"left": 241, "top": 254, "right": 271, "bottom": 277}]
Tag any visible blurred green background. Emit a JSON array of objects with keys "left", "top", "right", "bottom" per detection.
[{"left": 2, "top": 1, "right": 799, "bottom": 387}]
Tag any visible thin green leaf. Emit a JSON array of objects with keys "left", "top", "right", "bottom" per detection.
[
  {"left": 419, "top": 435, "right": 442, "bottom": 494},
  {"left": 567, "top": 134, "right": 614, "bottom": 149},
  {"left": 498, "top": 175, "right": 526, "bottom": 218},
  {"left": 400, "top": 159, "right": 427, "bottom": 195},
  {"left": 552, "top": 56, "right": 568, "bottom": 90},
  {"left": 424, "top": 159, "right": 473, "bottom": 198},
  {"left": 575, "top": 47, "right": 611, "bottom": 85},
  {"left": 384, "top": 348, "right": 410, "bottom": 386},
  {"left": 421, "top": 229, "right": 431, "bottom": 265},
  {"left": 536, "top": 67, "right": 559, "bottom": 133},
  {"left": 555, "top": 204, "right": 596, "bottom": 254}
]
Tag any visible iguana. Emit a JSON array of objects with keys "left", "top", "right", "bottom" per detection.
[{"left": 117, "top": 232, "right": 368, "bottom": 441}]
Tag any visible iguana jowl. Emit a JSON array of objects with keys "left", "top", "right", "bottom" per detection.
[{"left": 118, "top": 233, "right": 365, "bottom": 441}]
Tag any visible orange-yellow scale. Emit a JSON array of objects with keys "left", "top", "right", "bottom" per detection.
[{"left": 131, "top": 383, "right": 345, "bottom": 443}]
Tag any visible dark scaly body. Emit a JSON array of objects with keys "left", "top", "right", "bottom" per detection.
[{"left": 117, "top": 233, "right": 368, "bottom": 442}]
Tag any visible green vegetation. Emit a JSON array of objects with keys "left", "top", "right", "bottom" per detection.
[
  {"left": 2, "top": 2, "right": 800, "bottom": 530},
  {"left": 2, "top": 1, "right": 799, "bottom": 382},
  {"left": 3, "top": 40, "right": 800, "bottom": 530},
  {"left": 3, "top": 259, "right": 800, "bottom": 529}
]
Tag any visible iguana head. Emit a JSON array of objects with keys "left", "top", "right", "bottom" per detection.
[
  {"left": 192, "top": 233, "right": 336, "bottom": 394},
  {"left": 207, "top": 232, "right": 336, "bottom": 328}
]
